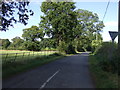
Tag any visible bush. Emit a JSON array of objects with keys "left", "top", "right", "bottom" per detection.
[
  {"left": 57, "top": 41, "right": 76, "bottom": 54},
  {"left": 57, "top": 41, "right": 67, "bottom": 53},
  {"left": 94, "top": 42, "right": 119, "bottom": 74},
  {"left": 95, "top": 42, "right": 117, "bottom": 56},
  {"left": 65, "top": 44, "right": 76, "bottom": 54},
  {"left": 89, "top": 55, "right": 119, "bottom": 88}
]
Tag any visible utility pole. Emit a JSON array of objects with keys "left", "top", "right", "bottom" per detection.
[{"left": 118, "top": 0, "right": 120, "bottom": 50}]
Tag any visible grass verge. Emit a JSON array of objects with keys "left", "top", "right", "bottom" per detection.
[
  {"left": 3, "top": 53, "right": 65, "bottom": 79},
  {"left": 89, "top": 55, "right": 119, "bottom": 88}
]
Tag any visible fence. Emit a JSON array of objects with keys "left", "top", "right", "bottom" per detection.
[{"left": 1, "top": 50, "right": 57, "bottom": 64}]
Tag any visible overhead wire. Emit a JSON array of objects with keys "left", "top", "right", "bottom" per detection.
[
  {"left": 96, "top": 0, "right": 110, "bottom": 40},
  {"left": 102, "top": 0, "right": 110, "bottom": 21}
]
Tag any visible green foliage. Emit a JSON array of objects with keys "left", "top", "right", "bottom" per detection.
[
  {"left": 65, "top": 44, "right": 76, "bottom": 54},
  {"left": 57, "top": 41, "right": 76, "bottom": 54},
  {"left": 23, "top": 41, "right": 41, "bottom": 51},
  {"left": 94, "top": 42, "right": 119, "bottom": 74},
  {"left": 0, "top": 39, "right": 11, "bottom": 49},
  {"left": 40, "top": 1, "right": 77, "bottom": 53},
  {"left": 91, "top": 39, "right": 102, "bottom": 53},
  {"left": 40, "top": 38, "right": 57, "bottom": 49},
  {"left": 40, "top": 2, "right": 106, "bottom": 53},
  {"left": 22, "top": 26, "right": 44, "bottom": 41},
  {"left": 75, "top": 9, "right": 104, "bottom": 52},
  {"left": 76, "top": 9, "right": 104, "bottom": 33},
  {"left": 1, "top": 1, "right": 34, "bottom": 31},
  {"left": 89, "top": 55, "right": 118, "bottom": 88},
  {"left": 57, "top": 41, "right": 67, "bottom": 53},
  {"left": 22, "top": 25, "right": 44, "bottom": 51},
  {"left": 95, "top": 42, "right": 117, "bottom": 56},
  {"left": 8, "top": 37, "right": 25, "bottom": 50}
]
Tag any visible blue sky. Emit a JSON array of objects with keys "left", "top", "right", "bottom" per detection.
[{"left": 0, "top": 0, "right": 119, "bottom": 42}]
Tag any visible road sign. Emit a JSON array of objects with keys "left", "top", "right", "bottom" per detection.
[{"left": 109, "top": 31, "right": 118, "bottom": 42}]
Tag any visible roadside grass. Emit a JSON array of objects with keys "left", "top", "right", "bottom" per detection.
[
  {"left": 89, "top": 55, "right": 119, "bottom": 88},
  {"left": 2, "top": 53, "right": 65, "bottom": 79}
]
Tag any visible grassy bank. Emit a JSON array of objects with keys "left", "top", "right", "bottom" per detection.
[
  {"left": 89, "top": 55, "right": 119, "bottom": 88},
  {"left": 3, "top": 53, "right": 65, "bottom": 79}
]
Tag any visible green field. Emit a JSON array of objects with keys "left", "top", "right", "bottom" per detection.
[
  {"left": 0, "top": 50, "right": 32, "bottom": 54},
  {"left": 0, "top": 50, "right": 56, "bottom": 54},
  {"left": 1, "top": 50, "right": 57, "bottom": 64}
]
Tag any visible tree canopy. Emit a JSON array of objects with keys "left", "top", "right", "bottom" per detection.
[
  {"left": 74, "top": 9, "right": 104, "bottom": 51},
  {"left": 40, "top": 1, "right": 104, "bottom": 53},
  {"left": 0, "top": 0, "right": 34, "bottom": 31},
  {"left": 22, "top": 25, "right": 44, "bottom": 41},
  {"left": 40, "top": 1, "right": 77, "bottom": 43},
  {"left": 9, "top": 36, "right": 24, "bottom": 49},
  {"left": 0, "top": 39, "right": 11, "bottom": 49},
  {"left": 22, "top": 25, "right": 44, "bottom": 51}
]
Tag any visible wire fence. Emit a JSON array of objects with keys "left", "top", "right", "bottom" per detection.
[{"left": 1, "top": 50, "right": 58, "bottom": 65}]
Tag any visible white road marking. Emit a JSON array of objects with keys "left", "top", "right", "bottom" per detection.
[{"left": 39, "top": 70, "right": 60, "bottom": 90}]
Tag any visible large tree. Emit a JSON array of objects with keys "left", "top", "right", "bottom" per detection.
[
  {"left": 40, "top": 1, "right": 77, "bottom": 53},
  {"left": 75, "top": 9, "right": 104, "bottom": 51},
  {"left": 40, "top": 1, "right": 77, "bottom": 42}
]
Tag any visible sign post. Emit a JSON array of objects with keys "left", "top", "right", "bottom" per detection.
[
  {"left": 108, "top": 31, "right": 118, "bottom": 61},
  {"left": 118, "top": 0, "right": 120, "bottom": 51}
]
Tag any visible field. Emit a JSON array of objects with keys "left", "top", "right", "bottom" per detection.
[{"left": 1, "top": 50, "right": 57, "bottom": 64}]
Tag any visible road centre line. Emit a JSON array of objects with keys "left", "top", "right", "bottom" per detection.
[{"left": 39, "top": 70, "right": 60, "bottom": 89}]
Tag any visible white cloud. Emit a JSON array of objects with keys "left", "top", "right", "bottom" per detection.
[
  {"left": 102, "top": 21, "right": 118, "bottom": 42},
  {"left": 104, "top": 21, "right": 118, "bottom": 27}
]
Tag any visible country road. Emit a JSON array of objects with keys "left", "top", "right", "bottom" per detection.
[{"left": 3, "top": 52, "right": 95, "bottom": 89}]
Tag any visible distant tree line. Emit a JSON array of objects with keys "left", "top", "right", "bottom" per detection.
[{"left": 0, "top": 37, "right": 57, "bottom": 51}]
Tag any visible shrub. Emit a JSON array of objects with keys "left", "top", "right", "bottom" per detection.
[
  {"left": 95, "top": 42, "right": 117, "bottom": 56},
  {"left": 94, "top": 42, "right": 119, "bottom": 74},
  {"left": 65, "top": 44, "right": 76, "bottom": 54},
  {"left": 57, "top": 41, "right": 76, "bottom": 54}
]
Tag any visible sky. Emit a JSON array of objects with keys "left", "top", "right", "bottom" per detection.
[{"left": 0, "top": 0, "right": 119, "bottom": 42}]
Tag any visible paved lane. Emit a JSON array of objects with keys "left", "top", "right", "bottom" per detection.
[{"left": 3, "top": 52, "right": 95, "bottom": 88}]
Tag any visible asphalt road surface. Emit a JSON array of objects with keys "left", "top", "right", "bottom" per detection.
[{"left": 3, "top": 52, "right": 95, "bottom": 89}]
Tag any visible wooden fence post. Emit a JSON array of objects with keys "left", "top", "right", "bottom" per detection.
[
  {"left": 5, "top": 53, "right": 8, "bottom": 62},
  {"left": 14, "top": 53, "right": 18, "bottom": 62},
  {"left": 22, "top": 52, "right": 25, "bottom": 58},
  {"left": 27, "top": 52, "right": 30, "bottom": 62},
  {"left": 28, "top": 52, "right": 30, "bottom": 56},
  {"left": 33, "top": 52, "right": 34, "bottom": 56},
  {"left": 28, "top": 52, "right": 30, "bottom": 57}
]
